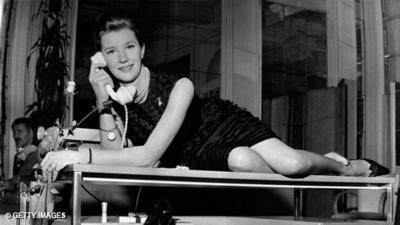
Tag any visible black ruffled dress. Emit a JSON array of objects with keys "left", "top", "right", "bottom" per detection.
[{"left": 114, "top": 71, "right": 277, "bottom": 171}]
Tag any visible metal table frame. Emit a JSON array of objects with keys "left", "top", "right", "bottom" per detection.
[{"left": 65, "top": 164, "right": 397, "bottom": 225}]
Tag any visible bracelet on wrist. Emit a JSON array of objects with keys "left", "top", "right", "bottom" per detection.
[{"left": 88, "top": 148, "right": 92, "bottom": 164}]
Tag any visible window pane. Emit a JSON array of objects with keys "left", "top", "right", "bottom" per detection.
[{"left": 262, "top": 1, "right": 327, "bottom": 148}]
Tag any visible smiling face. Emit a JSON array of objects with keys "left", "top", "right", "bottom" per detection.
[{"left": 100, "top": 28, "right": 145, "bottom": 83}]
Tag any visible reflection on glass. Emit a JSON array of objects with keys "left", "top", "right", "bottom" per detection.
[{"left": 262, "top": 1, "right": 327, "bottom": 148}]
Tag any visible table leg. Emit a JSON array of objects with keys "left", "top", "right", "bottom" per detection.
[
  {"left": 294, "top": 189, "right": 302, "bottom": 219},
  {"left": 387, "top": 185, "right": 393, "bottom": 222},
  {"left": 72, "top": 171, "right": 82, "bottom": 225}
]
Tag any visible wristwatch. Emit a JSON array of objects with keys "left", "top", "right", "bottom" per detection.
[
  {"left": 100, "top": 125, "right": 117, "bottom": 141},
  {"left": 106, "top": 130, "right": 116, "bottom": 141}
]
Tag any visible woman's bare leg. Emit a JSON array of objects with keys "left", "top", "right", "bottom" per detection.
[
  {"left": 247, "top": 138, "right": 371, "bottom": 177},
  {"left": 227, "top": 146, "right": 274, "bottom": 173}
]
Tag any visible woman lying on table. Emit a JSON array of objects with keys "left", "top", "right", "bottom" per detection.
[{"left": 41, "top": 10, "right": 389, "bottom": 180}]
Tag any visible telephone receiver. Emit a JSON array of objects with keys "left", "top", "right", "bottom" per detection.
[{"left": 90, "top": 52, "right": 136, "bottom": 105}]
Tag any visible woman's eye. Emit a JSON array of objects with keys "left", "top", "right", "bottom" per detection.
[
  {"left": 106, "top": 50, "right": 115, "bottom": 55},
  {"left": 127, "top": 45, "right": 135, "bottom": 49}
]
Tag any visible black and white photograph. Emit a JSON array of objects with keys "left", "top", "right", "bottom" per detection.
[{"left": 0, "top": 0, "right": 398, "bottom": 225}]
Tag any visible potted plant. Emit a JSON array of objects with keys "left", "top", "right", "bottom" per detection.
[{"left": 27, "top": 0, "right": 70, "bottom": 128}]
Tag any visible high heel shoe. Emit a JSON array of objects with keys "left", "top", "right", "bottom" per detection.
[{"left": 361, "top": 158, "right": 390, "bottom": 176}]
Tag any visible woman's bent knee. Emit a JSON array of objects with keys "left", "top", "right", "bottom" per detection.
[
  {"left": 228, "top": 147, "right": 254, "bottom": 172},
  {"left": 280, "top": 156, "right": 311, "bottom": 178},
  {"left": 228, "top": 147, "right": 269, "bottom": 172}
]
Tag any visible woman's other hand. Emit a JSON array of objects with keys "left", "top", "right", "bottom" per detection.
[
  {"left": 89, "top": 62, "right": 113, "bottom": 104},
  {"left": 40, "top": 149, "right": 87, "bottom": 181}
]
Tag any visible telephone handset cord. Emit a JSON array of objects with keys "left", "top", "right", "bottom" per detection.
[{"left": 122, "top": 104, "right": 128, "bottom": 149}]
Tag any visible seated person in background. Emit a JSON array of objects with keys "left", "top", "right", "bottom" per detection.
[
  {"left": 0, "top": 117, "right": 38, "bottom": 208},
  {"left": 1, "top": 117, "right": 38, "bottom": 192},
  {"left": 12, "top": 117, "right": 38, "bottom": 184},
  {"left": 41, "top": 9, "right": 389, "bottom": 180}
]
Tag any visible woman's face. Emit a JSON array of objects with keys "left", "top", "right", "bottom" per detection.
[{"left": 100, "top": 28, "right": 145, "bottom": 83}]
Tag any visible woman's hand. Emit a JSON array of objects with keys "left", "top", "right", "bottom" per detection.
[
  {"left": 89, "top": 62, "right": 113, "bottom": 104},
  {"left": 40, "top": 150, "right": 85, "bottom": 181}
]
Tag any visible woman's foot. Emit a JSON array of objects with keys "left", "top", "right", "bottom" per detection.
[
  {"left": 341, "top": 160, "right": 372, "bottom": 176},
  {"left": 323, "top": 152, "right": 373, "bottom": 176}
]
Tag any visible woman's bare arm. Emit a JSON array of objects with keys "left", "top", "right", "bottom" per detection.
[
  {"left": 41, "top": 78, "right": 195, "bottom": 172},
  {"left": 91, "top": 78, "right": 194, "bottom": 166}
]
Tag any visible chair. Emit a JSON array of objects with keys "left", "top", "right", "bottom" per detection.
[
  {"left": 332, "top": 168, "right": 400, "bottom": 223},
  {"left": 331, "top": 190, "right": 387, "bottom": 220}
]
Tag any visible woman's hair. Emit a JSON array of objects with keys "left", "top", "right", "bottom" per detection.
[{"left": 94, "top": 9, "right": 144, "bottom": 50}]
